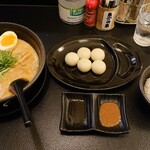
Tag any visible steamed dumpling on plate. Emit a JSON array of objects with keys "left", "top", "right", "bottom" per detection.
[
  {"left": 77, "top": 47, "right": 91, "bottom": 59},
  {"left": 91, "top": 48, "right": 105, "bottom": 61},
  {"left": 92, "top": 60, "right": 106, "bottom": 75},
  {"left": 65, "top": 52, "right": 79, "bottom": 66},
  {"left": 77, "top": 58, "right": 91, "bottom": 73}
]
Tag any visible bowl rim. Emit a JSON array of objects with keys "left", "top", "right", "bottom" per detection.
[
  {"left": 139, "top": 65, "right": 150, "bottom": 104},
  {"left": 0, "top": 22, "right": 46, "bottom": 103}
]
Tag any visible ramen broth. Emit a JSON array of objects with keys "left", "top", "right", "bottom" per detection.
[{"left": 0, "top": 39, "right": 39, "bottom": 100}]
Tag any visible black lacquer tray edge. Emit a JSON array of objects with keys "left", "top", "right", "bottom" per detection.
[{"left": 47, "top": 35, "right": 142, "bottom": 91}]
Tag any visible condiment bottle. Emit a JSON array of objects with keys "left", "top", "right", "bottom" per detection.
[
  {"left": 84, "top": 0, "right": 98, "bottom": 28},
  {"left": 144, "top": 0, "right": 150, "bottom": 4},
  {"left": 58, "top": 0, "right": 86, "bottom": 25},
  {"left": 127, "top": 0, "right": 144, "bottom": 23},
  {"left": 116, "top": 0, "right": 132, "bottom": 22}
]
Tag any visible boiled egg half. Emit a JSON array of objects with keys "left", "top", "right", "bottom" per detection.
[{"left": 0, "top": 31, "right": 18, "bottom": 51}]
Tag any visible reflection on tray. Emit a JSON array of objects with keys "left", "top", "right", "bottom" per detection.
[{"left": 60, "top": 92, "right": 130, "bottom": 135}]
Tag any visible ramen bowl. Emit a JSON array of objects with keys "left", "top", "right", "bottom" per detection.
[{"left": 0, "top": 22, "right": 46, "bottom": 103}]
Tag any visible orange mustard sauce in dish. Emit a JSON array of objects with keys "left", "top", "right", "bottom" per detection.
[{"left": 99, "top": 102, "right": 121, "bottom": 127}]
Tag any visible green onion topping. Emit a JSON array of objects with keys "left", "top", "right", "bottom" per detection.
[{"left": 0, "top": 51, "right": 17, "bottom": 75}]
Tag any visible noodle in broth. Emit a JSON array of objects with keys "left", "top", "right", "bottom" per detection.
[{"left": 0, "top": 39, "right": 39, "bottom": 100}]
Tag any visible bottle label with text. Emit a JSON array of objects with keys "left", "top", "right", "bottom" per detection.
[
  {"left": 102, "top": 11, "right": 115, "bottom": 29},
  {"left": 59, "top": 3, "right": 85, "bottom": 24}
]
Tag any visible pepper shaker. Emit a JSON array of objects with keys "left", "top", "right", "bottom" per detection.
[
  {"left": 116, "top": 0, "right": 132, "bottom": 22},
  {"left": 127, "top": 0, "right": 144, "bottom": 23}
]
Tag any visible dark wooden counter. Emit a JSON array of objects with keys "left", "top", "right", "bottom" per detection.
[{"left": 0, "top": 5, "right": 150, "bottom": 150}]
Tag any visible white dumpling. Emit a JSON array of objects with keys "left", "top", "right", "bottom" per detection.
[
  {"left": 77, "top": 58, "right": 92, "bottom": 73},
  {"left": 65, "top": 52, "right": 79, "bottom": 66},
  {"left": 92, "top": 60, "right": 106, "bottom": 75},
  {"left": 77, "top": 47, "right": 91, "bottom": 59},
  {"left": 91, "top": 48, "right": 105, "bottom": 61}
]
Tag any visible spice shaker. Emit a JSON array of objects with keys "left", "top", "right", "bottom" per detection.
[
  {"left": 127, "top": 0, "right": 144, "bottom": 23},
  {"left": 84, "top": 0, "right": 98, "bottom": 28},
  {"left": 144, "top": 0, "right": 150, "bottom": 3},
  {"left": 116, "top": 0, "right": 132, "bottom": 22}
]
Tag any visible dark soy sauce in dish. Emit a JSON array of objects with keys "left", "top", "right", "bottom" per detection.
[{"left": 65, "top": 99, "right": 87, "bottom": 130}]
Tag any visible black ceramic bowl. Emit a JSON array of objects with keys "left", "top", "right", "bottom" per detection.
[
  {"left": 139, "top": 66, "right": 150, "bottom": 104},
  {"left": 0, "top": 22, "right": 46, "bottom": 103}
]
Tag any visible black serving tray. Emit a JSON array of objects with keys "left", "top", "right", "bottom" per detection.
[
  {"left": 47, "top": 35, "right": 142, "bottom": 90},
  {"left": 60, "top": 92, "right": 130, "bottom": 135}
]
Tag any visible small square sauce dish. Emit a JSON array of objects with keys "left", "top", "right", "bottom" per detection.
[
  {"left": 60, "top": 92, "right": 130, "bottom": 135},
  {"left": 60, "top": 92, "right": 92, "bottom": 132},
  {"left": 94, "top": 94, "right": 130, "bottom": 134}
]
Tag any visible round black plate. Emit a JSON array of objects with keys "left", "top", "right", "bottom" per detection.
[
  {"left": 47, "top": 35, "right": 142, "bottom": 90},
  {"left": 0, "top": 67, "right": 47, "bottom": 118}
]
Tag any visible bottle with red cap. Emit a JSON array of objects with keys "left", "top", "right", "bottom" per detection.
[{"left": 84, "top": 0, "right": 98, "bottom": 28}]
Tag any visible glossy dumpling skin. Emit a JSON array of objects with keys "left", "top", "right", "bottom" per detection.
[
  {"left": 92, "top": 60, "right": 106, "bottom": 75},
  {"left": 65, "top": 52, "right": 79, "bottom": 66},
  {"left": 77, "top": 58, "right": 92, "bottom": 73},
  {"left": 91, "top": 48, "right": 105, "bottom": 61},
  {"left": 77, "top": 47, "right": 91, "bottom": 59}
]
